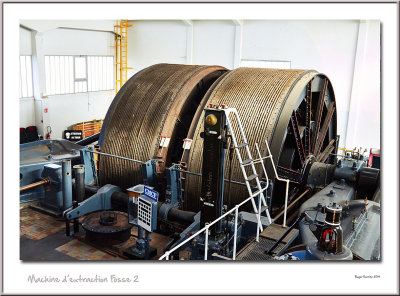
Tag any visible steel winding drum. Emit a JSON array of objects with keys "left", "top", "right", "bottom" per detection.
[
  {"left": 99, "top": 64, "right": 337, "bottom": 213},
  {"left": 98, "top": 63, "right": 227, "bottom": 190},
  {"left": 183, "top": 67, "right": 337, "bottom": 212}
]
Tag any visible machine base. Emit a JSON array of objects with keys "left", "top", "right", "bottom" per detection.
[
  {"left": 29, "top": 203, "right": 63, "bottom": 218},
  {"left": 123, "top": 246, "right": 157, "bottom": 260}
]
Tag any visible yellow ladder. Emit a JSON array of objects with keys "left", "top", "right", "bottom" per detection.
[{"left": 115, "top": 20, "right": 132, "bottom": 93}]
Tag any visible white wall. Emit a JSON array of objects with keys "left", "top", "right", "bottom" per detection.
[
  {"left": 19, "top": 98, "right": 36, "bottom": 127},
  {"left": 126, "top": 19, "right": 380, "bottom": 150},
  {"left": 42, "top": 28, "right": 114, "bottom": 56},
  {"left": 192, "top": 20, "right": 235, "bottom": 69},
  {"left": 45, "top": 91, "right": 114, "bottom": 138},
  {"left": 127, "top": 20, "right": 236, "bottom": 75},
  {"left": 19, "top": 27, "right": 32, "bottom": 55},
  {"left": 346, "top": 20, "right": 380, "bottom": 150},
  {"left": 19, "top": 21, "right": 116, "bottom": 138},
  {"left": 127, "top": 20, "right": 187, "bottom": 77}
]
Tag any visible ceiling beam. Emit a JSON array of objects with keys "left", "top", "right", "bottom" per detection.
[{"left": 182, "top": 19, "right": 193, "bottom": 26}]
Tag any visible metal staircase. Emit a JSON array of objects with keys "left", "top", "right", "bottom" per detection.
[{"left": 223, "top": 108, "right": 272, "bottom": 236}]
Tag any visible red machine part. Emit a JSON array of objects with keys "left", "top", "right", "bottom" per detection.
[{"left": 368, "top": 148, "right": 380, "bottom": 167}]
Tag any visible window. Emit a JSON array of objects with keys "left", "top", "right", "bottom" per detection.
[
  {"left": 240, "top": 60, "right": 291, "bottom": 69},
  {"left": 88, "top": 56, "right": 114, "bottom": 91},
  {"left": 74, "top": 56, "right": 87, "bottom": 93},
  {"left": 19, "top": 56, "right": 33, "bottom": 98},
  {"left": 45, "top": 55, "right": 114, "bottom": 95},
  {"left": 45, "top": 56, "right": 74, "bottom": 95}
]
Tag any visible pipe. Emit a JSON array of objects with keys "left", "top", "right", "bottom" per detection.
[
  {"left": 76, "top": 132, "right": 100, "bottom": 146},
  {"left": 110, "top": 191, "right": 196, "bottom": 224},
  {"left": 85, "top": 184, "right": 100, "bottom": 195},
  {"left": 71, "top": 180, "right": 99, "bottom": 198},
  {"left": 111, "top": 191, "right": 129, "bottom": 212},
  {"left": 20, "top": 178, "right": 50, "bottom": 192},
  {"left": 62, "top": 159, "right": 73, "bottom": 210},
  {"left": 167, "top": 208, "right": 196, "bottom": 224},
  {"left": 73, "top": 164, "right": 85, "bottom": 203}
]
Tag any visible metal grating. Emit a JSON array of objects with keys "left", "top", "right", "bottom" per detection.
[
  {"left": 236, "top": 224, "right": 299, "bottom": 261},
  {"left": 236, "top": 237, "right": 283, "bottom": 261}
]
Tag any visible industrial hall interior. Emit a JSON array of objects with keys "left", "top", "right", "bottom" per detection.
[{"left": 19, "top": 19, "right": 380, "bottom": 262}]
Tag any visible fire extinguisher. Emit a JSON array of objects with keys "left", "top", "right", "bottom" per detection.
[{"left": 46, "top": 126, "right": 52, "bottom": 139}]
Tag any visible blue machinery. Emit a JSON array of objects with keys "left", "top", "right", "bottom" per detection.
[
  {"left": 20, "top": 107, "right": 380, "bottom": 261},
  {"left": 19, "top": 108, "right": 258, "bottom": 259},
  {"left": 20, "top": 140, "right": 97, "bottom": 215},
  {"left": 125, "top": 185, "right": 159, "bottom": 259}
]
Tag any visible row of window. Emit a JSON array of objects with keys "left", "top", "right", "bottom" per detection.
[
  {"left": 19, "top": 57, "right": 291, "bottom": 98},
  {"left": 19, "top": 56, "right": 33, "bottom": 98},
  {"left": 19, "top": 55, "right": 114, "bottom": 98}
]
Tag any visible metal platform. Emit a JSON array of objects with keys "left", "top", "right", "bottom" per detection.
[{"left": 236, "top": 223, "right": 298, "bottom": 261}]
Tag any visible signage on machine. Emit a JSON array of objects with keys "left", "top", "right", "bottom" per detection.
[{"left": 143, "top": 186, "right": 158, "bottom": 202}]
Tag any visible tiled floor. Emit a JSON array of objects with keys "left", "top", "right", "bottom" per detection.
[
  {"left": 55, "top": 239, "right": 122, "bottom": 260},
  {"left": 20, "top": 207, "right": 65, "bottom": 240}
]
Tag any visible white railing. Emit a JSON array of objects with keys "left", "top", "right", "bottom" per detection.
[
  {"left": 223, "top": 108, "right": 271, "bottom": 230},
  {"left": 223, "top": 107, "right": 291, "bottom": 227},
  {"left": 159, "top": 141, "right": 291, "bottom": 261},
  {"left": 159, "top": 107, "right": 291, "bottom": 261},
  {"left": 256, "top": 140, "right": 291, "bottom": 227},
  {"left": 158, "top": 182, "right": 269, "bottom": 261}
]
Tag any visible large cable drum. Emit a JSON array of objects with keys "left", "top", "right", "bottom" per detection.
[
  {"left": 99, "top": 63, "right": 227, "bottom": 190},
  {"left": 183, "top": 67, "right": 337, "bottom": 213}
]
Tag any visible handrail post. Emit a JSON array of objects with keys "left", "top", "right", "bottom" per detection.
[
  {"left": 265, "top": 139, "right": 280, "bottom": 179},
  {"left": 256, "top": 190, "right": 262, "bottom": 242},
  {"left": 255, "top": 142, "right": 269, "bottom": 185},
  {"left": 264, "top": 139, "right": 291, "bottom": 228},
  {"left": 232, "top": 206, "right": 239, "bottom": 260},
  {"left": 204, "top": 224, "right": 209, "bottom": 260},
  {"left": 165, "top": 251, "right": 170, "bottom": 260},
  {"left": 283, "top": 180, "right": 289, "bottom": 227}
]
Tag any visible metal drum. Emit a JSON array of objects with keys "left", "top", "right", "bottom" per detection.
[
  {"left": 98, "top": 63, "right": 227, "bottom": 191},
  {"left": 183, "top": 67, "right": 337, "bottom": 213}
]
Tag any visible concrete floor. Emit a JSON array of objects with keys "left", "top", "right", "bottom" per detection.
[{"left": 20, "top": 229, "right": 77, "bottom": 261}]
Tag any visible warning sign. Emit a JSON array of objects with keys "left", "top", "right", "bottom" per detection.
[{"left": 63, "top": 130, "right": 83, "bottom": 141}]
